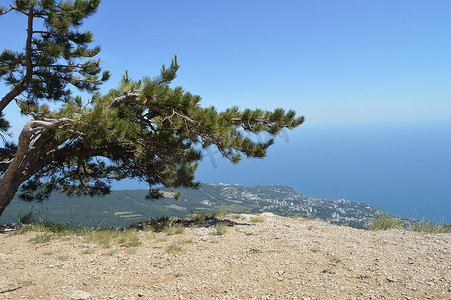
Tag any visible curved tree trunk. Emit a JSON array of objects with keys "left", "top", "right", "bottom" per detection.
[
  {"left": 0, "top": 170, "right": 27, "bottom": 217},
  {"left": 0, "top": 118, "right": 72, "bottom": 217}
]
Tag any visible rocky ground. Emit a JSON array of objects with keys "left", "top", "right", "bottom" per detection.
[{"left": 0, "top": 213, "right": 450, "bottom": 299}]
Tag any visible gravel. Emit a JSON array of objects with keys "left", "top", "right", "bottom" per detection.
[{"left": 0, "top": 213, "right": 449, "bottom": 299}]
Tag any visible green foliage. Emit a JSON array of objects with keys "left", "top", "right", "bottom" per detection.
[
  {"left": 190, "top": 211, "right": 220, "bottom": 224},
  {"left": 0, "top": 0, "right": 109, "bottom": 104},
  {"left": 15, "top": 56, "right": 303, "bottom": 202},
  {"left": 369, "top": 212, "right": 404, "bottom": 230}
]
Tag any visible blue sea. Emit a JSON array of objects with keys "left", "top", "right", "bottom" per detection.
[{"left": 190, "top": 119, "right": 451, "bottom": 223}]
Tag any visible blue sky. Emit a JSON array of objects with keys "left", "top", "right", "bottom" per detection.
[
  {"left": 2, "top": 0, "right": 451, "bottom": 130},
  {"left": 1, "top": 1, "right": 451, "bottom": 221},
  {"left": 95, "top": 0, "right": 451, "bottom": 124}
]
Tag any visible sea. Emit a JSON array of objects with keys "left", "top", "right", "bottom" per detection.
[
  {"left": 191, "top": 119, "right": 451, "bottom": 223},
  {"left": 6, "top": 119, "right": 448, "bottom": 224}
]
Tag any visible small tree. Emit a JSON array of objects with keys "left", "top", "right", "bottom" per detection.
[{"left": 0, "top": 0, "right": 304, "bottom": 217}]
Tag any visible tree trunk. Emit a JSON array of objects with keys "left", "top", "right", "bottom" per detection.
[
  {"left": 0, "top": 171, "right": 25, "bottom": 217},
  {"left": 0, "top": 118, "right": 72, "bottom": 217}
]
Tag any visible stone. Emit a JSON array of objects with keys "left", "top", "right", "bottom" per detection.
[
  {"left": 386, "top": 277, "right": 396, "bottom": 283},
  {"left": 70, "top": 290, "right": 92, "bottom": 299}
]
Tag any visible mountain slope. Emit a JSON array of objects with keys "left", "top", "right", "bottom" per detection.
[{"left": 0, "top": 183, "right": 377, "bottom": 228}]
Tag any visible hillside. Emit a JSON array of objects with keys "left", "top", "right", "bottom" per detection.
[
  {"left": 0, "top": 213, "right": 449, "bottom": 299},
  {"left": 0, "top": 183, "right": 379, "bottom": 229}
]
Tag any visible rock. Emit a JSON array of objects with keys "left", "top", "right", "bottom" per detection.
[
  {"left": 386, "top": 277, "right": 396, "bottom": 283},
  {"left": 260, "top": 212, "right": 275, "bottom": 217},
  {"left": 70, "top": 290, "right": 92, "bottom": 299}
]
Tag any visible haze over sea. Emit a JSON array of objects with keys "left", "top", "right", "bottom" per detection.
[{"left": 115, "top": 119, "right": 451, "bottom": 224}]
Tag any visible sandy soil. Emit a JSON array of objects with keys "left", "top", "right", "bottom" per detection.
[{"left": 0, "top": 213, "right": 450, "bottom": 299}]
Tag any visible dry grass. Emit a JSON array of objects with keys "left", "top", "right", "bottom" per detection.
[
  {"left": 163, "top": 225, "right": 185, "bottom": 235},
  {"left": 369, "top": 213, "right": 403, "bottom": 230},
  {"left": 83, "top": 228, "right": 141, "bottom": 248},
  {"left": 250, "top": 216, "right": 264, "bottom": 223},
  {"left": 165, "top": 243, "right": 184, "bottom": 254}
]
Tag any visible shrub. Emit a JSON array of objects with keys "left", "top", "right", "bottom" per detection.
[
  {"left": 142, "top": 217, "right": 174, "bottom": 232},
  {"left": 190, "top": 211, "right": 220, "bottom": 224}
]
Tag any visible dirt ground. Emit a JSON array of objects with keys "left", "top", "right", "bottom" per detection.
[{"left": 0, "top": 213, "right": 450, "bottom": 299}]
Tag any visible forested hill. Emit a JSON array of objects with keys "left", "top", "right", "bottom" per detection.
[{"left": 0, "top": 183, "right": 378, "bottom": 229}]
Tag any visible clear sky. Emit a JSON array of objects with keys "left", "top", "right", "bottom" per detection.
[
  {"left": 2, "top": 0, "right": 451, "bottom": 129},
  {"left": 1, "top": 1, "right": 451, "bottom": 221}
]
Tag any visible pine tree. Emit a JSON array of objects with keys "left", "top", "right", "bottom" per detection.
[{"left": 0, "top": 1, "right": 304, "bottom": 217}]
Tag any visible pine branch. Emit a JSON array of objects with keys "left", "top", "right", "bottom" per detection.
[
  {"left": 0, "top": 148, "right": 13, "bottom": 154},
  {"left": 109, "top": 92, "right": 141, "bottom": 108}
]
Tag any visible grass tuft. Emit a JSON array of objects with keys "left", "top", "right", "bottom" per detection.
[
  {"left": 163, "top": 225, "right": 185, "bottom": 235},
  {"left": 18, "top": 211, "right": 34, "bottom": 224},
  {"left": 165, "top": 244, "right": 184, "bottom": 254},
  {"left": 228, "top": 214, "right": 241, "bottom": 220},
  {"left": 412, "top": 220, "right": 451, "bottom": 234},
  {"left": 12, "top": 222, "right": 74, "bottom": 236},
  {"left": 369, "top": 212, "right": 403, "bottom": 230},
  {"left": 250, "top": 216, "right": 264, "bottom": 223},
  {"left": 141, "top": 217, "right": 175, "bottom": 232},
  {"left": 248, "top": 248, "right": 261, "bottom": 254},
  {"left": 330, "top": 256, "right": 342, "bottom": 264},
  {"left": 28, "top": 233, "right": 53, "bottom": 243},
  {"left": 83, "top": 228, "right": 141, "bottom": 248},
  {"left": 211, "top": 222, "right": 228, "bottom": 236},
  {"left": 190, "top": 211, "right": 223, "bottom": 225}
]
